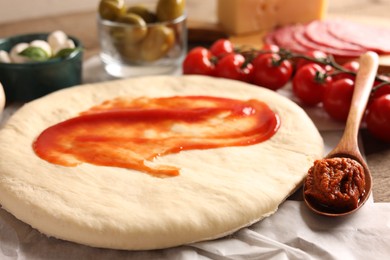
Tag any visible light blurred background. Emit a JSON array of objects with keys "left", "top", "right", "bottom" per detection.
[{"left": 1, "top": 0, "right": 390, "bottom": 24}]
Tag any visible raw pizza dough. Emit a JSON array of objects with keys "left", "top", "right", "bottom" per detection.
[{"left": 0, "top": 76, "right": 324, "bottom": 250}]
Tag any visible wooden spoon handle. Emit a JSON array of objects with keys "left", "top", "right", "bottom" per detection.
[
  {"left": 330, "top": 52, "right": 379, "bottom": 156},
  {"left": 0, "top": 82, "right": 5, "bottom": 115}
]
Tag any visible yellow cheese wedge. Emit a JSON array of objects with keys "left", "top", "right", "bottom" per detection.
[{"left": 217, "top": 0, "right": 328, "bottom": 35}]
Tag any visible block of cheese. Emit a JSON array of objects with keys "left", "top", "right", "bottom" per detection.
[{"left": 217, "top": 0, "right": 328, "bottom": 35}]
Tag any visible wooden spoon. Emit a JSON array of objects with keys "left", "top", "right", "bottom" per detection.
[
  {"left": 0, "top": 82, "right": 5, "bottom": 115},
  {"left": 303, "top": 51, "right": 379, "bottom": 217}
]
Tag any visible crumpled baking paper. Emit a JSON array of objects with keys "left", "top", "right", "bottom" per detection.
[{"left": 1, "top": 198, "right": 389, "bottom": 259}]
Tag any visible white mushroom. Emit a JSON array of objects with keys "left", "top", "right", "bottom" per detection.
[
  {"left": 9, "top": 42, "right": 30, "bottom": 63},
  {"left": 48, "top": 30, "right": 69, "bottom": 55},
  {"left": 4, "top": 31, "right": 75, "bottom": 63},
  {"left": 65, "top": 39, "right": 76, "bottom": 49},
  {"left": 0, "top": 50, "right": 11, "bottom": 63},
  {"left": 30, "top": 39, "right": 52, "bottom": 57}
]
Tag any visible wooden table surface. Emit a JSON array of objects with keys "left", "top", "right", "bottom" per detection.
[{"left": 0, "top": 1, "right": 389, "bottom": 202}]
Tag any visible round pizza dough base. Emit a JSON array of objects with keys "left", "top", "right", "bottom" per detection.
[{"left": 0, "top": 75, "right": 324, "bottom": 250}]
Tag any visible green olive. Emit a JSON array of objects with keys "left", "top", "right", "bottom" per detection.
[
  {"left": 127, "top": 5, "right": 157, "bottom": 23},
  {"left": 99, "top": 0, "right": 126, "bottom": 21},
  {"left": 116, "top": 13, "right": 148, "bottom": 44},
  {"left": 114, "top": 41, "right": 141, "bottom": 62},
  {"left": 117, "top": 13, "right": 145, "bottom": 25},
  {"left": 123, "top": 42, "right": 142, "bottom": 62},
  {"left": 109, "top": 27, "right": 126, "bottom": 43},
  {"left": 156, "top": 0, "right": 185, "bottom": 22},
  {"left": 140, "top": 25, "right": 175, "bottom": 62}
]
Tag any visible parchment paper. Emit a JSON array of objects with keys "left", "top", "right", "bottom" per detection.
[
  {"left": 1, "top": 193, "right": 389, "bottom": 259},
  {"left": 0, "top": 58, "right": 389, "bottom": 259}
]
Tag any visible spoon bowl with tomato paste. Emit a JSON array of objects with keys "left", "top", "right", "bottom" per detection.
[{"left": 303, "top": 52, "right": 377, "bottom": 217}]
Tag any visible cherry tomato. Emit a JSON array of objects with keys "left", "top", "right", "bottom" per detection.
[
  {"left": 251, "top": 53, "right": 293, "bottom": 90},
  {"left": 241, "top": 64, "right": 254, "bottom": 83},
  {"left": 292, "top": 63, "right": 331, "bottom": 106},
  {"left": 248, "top": 44, "right": 280, "bottom": 63},
  {"left": 295, "top": 50, "right": 328, "bottom": 71},
  {"left": 366, "top": 94, "right": 390, "bottom": 142},
  {"left": 209, "top": 39, "right": 234, "bottom": 58},
  {"left": 343, "top": 60, "right": 360, "bottom": 71},
  {"left": 262, "top": 43, "right": 280, "bottom": 53},
  {"left": 372, "top": 83, "right": 390, "bottom": 99},
  {"left": 214, "top": 53, "right": 253, "bottom": 82},
  {"left": 371, "top": 75, "right": 390, "bottom": 100},
  {"left": 323, "top": 78, "right": 355, "bottom": 122},
  {"left": 182, "top": 47, "right": 215, "bottom": 76},
  {"left": 332, "top": 60, "right": 360, "bottom": 81}
]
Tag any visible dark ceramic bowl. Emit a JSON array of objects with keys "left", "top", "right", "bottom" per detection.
[{"left": 0, "top": 33, "right": 83, "bottom": 103}]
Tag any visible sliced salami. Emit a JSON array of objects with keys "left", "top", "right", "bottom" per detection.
[
  {"left": 305, "top": 20, "right": 366, "bottom": 52},
  {"left": 271, "top": 25, "right": 308, "bottom": 53},
  {"left": 263, "top": 19, "right": 390, "bottom": 58},
  {"left": 327, "top": 20, "right": 390, "bottom": 54},
  {"left": 263, "top": 30, "right": 277, "bottom": 45},
  {"left": 292, "top": 25, "right": 363, "bottom": 58}
]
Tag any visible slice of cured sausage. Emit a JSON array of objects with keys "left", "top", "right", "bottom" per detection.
[
  {"left": 326, "top": 20, "right": 390, "bottom": 54},
  {"left": 292, "top": 24, "right": 363, "bottom": 58},
  {"left": 305, "top": 20, "right": 366, "bottom": 52},
  {"left": 263, "top": 19, "right": 390, "bottom": 58},
  {"left": 271, "top": 25, "right": 308, "bottom": 53}
]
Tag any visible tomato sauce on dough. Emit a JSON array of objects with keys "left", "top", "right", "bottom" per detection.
[{"left": 33, "top": 96, "right": 280, "bottom": 177}]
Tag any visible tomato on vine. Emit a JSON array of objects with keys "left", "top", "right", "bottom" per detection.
[
  {"left": 366, "top": 94, "right": 390, "bottom": 142},
  {"left": 295, "top": 50, "right": 328, "bottom": 71},
  {"left": 323, "top": 78, "right": 355, "bottom": 122},
  {"left": 251, "top": 53, "right": 293, "bottom": 90},
  {"left": 292, "top": 63, "right": 331, "bottom": 106},
  {"left": 209, "top": 39, "right": 234, "bottom": 58},
  {"left": 181, "top": 38, "right": 390, "bottom": 142},
  {"left": 182, "top": 47, "right": 215, "bottom": 76},
  {"left": 261, "top": 44, "right": 280, "bottom": 53},
  {"left": 371, "top": 76, "right": 390, "bottom": 100},
  {"left": 214, "top": 53, "right": 253, "bottom": 82},
  {"left": 332, "top": 60, "right": 360, "bottom": 81}
]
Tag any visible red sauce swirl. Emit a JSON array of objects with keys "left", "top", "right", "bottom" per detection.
[{"left": 33, "top": 96, "right": 280, "bottom": 177}]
